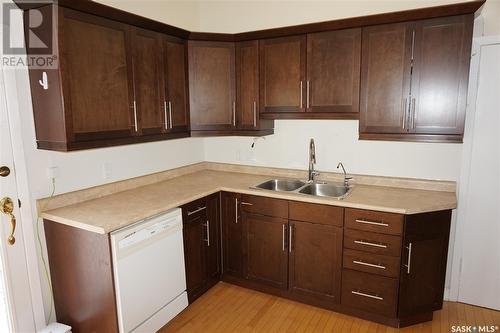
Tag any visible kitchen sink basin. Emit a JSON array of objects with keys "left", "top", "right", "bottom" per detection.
[
  {"left": 298, "top": 183, "right": 350, "bottom": 198},
  {"left": 253, "top": 179, "right": 351, "bottom": 200},
  {"left": 255, "top": 179, "right": 306, "bottom": 191}
]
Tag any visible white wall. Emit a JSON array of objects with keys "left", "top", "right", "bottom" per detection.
[
  {"left": 197, "top": 0, "right": 477, "bottom": 33},
  {"left": 205, "top": 120, "right": 463, "bottom": 180},
  {"left": 95, "top": 0, "right": 200, "bottom": 31}
]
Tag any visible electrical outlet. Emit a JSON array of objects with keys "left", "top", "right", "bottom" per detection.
[
  {"left": 47, "top": 166, "right": 59, "bottom": 179},
  {"left": 102, "top": 163, "right": 112, "bottom": 179}
]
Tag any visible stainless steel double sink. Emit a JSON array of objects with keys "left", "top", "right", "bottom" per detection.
[{"left": 252, "top": 178, "right": 351, "bottom": 199}]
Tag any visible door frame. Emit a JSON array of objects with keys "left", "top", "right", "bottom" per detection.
[
  {"left": 448, "top": 35, "right": 500, "bottom": 303},
  {"left": 1, "top": 10, "right": 47, "bottom": 331}
]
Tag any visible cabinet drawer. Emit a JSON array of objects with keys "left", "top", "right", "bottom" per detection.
[
  {"left": 341, "top": 269, "right": 398, "bottom": 317},
  {"left": 289, "top": 201, "right": 343, "bottom": 227},
  {"left": 182, "top": 197, "right": 208, "bottom": 223},
  {"left": 343, "top": 249, "right": 400, "bottom": 278},
  {"left": 344, "top": 229, "right": 401, "bottom": 257},
  {"left": 345, "top": 208, "right": 403, "bottom": 235},
  {"left": 240, "top": 194, "right": 288, "bottom": 218}
]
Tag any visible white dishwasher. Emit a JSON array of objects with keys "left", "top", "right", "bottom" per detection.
[{"left": 110, "top": 208, "right": 188, "bottom": 333}]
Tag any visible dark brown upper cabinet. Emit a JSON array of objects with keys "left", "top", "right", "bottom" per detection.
[
  {"left": 31, "top": 7, "right": 137, "bottom": 150},
  {"left": 131, "top": 28, "right": 165, "bottom": 136},
  {"left": 188, "top": 41, "right": 274, "bottom": 136},
  {"left": 163, "top": 36, "right": 190, "bottom": 134},
  {"left": 260, "top": 31, "right": 361, "bottom": 120},
  {"left": 359, "top": 15, "right": 473, "bottom": 142},
  {"left": 236, "top": 41, "right": 260, "bottom": 129},
  {"left": 306, "top": 29, "right": 361, "bottom": 115},
  {"left": 188, "top": 41, "right": 236, "bottom": 132},
  {"left": 359, "top": 22, "right": 413, "bottom": 135},
  {"left": 260, "top": 35, "right": 307, "bottom": 115},
  {"left": 410, "top": 15, "right": 472, "bottom": 136},
  {"left": 24, "top": 2, "right": 479, "bottom": 150},
  {"left": 26, "top": 6, "right": 190, "bottom": 151}
]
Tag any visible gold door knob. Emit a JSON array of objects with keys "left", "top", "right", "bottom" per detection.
[
  {"left": 0, "top": 197, "right": 16, "bottom": 245},
  {"left": 0, "top": 166, "right": 10, "bottom": 177}
]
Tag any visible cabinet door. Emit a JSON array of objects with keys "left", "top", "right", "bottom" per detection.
[
  {"left": 306, "top": 29, "right": 361, "bottom": 114},
  {"left": 132, "top": 28, "right": 165, "bottom": 135},
  {"left": 183, "top": 217, "right": 207, "bottom": 303},
  {"left": 164, "top": 36, "right": 189, "bottom": 133},
  {"left": 188, "top": 41, "right": 236, "bottom": 130},
  {"left": 221, "top": 192, "right": 243, "bottom": 277},
  {"left": 289, "top": 221, "right": 343, "bottom": 304},
  {"left": 205, "top": 194, "right": 221, "bottom": 286},
  {"left": 243, "top": 213, "right": 288, "bottom": 289},
  {"left": 236, "top": 40, "right": 259, "bottom": 129},
  {"left": 260, "top": 35, "right": 306, "bottom": 114},
  {"left": 398, "top": 211, "right": 451, "bottom": 318},
  {"left": 359, "top": 23, "right": 413, "bottom": 134},
  {"left": 60, "top": 8, "right": 135, "bottom": 141},
  {"left": 409, "top": 15, "right": 473, "bottom": 135}
]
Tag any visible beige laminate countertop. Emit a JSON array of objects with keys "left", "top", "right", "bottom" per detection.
[{"left": 41, "top": 170, "right": 457, "bottom": 234}]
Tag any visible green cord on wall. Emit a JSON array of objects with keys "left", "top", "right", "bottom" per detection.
[{"left": 36, "top": 178, "right": 56, "bottom": 324}]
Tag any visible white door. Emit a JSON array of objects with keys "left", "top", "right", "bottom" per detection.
[
  {"left": 456, "top": 41, "right": 500, "bottom": 310},
  {"left": 0, "top": 64, "right": 37, "bottom": 331}
]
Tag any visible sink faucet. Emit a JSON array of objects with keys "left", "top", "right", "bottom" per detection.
[
  {"left": 337, "top": 162, "right": 352, "bottom": 187},
  {"left": 308, "top": 138, "right": 319, "bottom": 182}
]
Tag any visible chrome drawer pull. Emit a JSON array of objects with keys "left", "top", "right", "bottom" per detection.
[
  {"left": 404, "top": 242, "right": 413, "bottom": 274},
  {"left": 353, "top": 260, "right": 386, "bottom": 270},
  {"left": 203, "top": 220, "right": 210, "bottom": 246},
  {"left": 235, "top": 198, "right": 239, "bottom": 224},
  {"left": 351, "top": 290, "right": 384, "bottom": 301},
  {"left": 282, "top": 224, "right": 286, "bottom": 251},
  {"left": 187, "top": 206, "right": 206, "bottom": 216},
  {"left": 354, "top": 240, "right": 388, "bottom": 249},
  {"left": 240, "top": 202, "right": 253, "bottom": 206},
  {"left": 355, "top": 219, "right": 389, "bottom": 227}
]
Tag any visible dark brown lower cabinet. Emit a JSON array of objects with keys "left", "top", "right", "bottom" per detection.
[
  {"left": 181, "top": 193, "right": 220, "bottom": 303},
  {"left": 398, "top": 210, "right": 451, "bottom": 322},
  {"left": 43, "top": 192, "right": 452, "bottom": 332},
  {"left": 221, "top": 191, "right": 244, "bottom": 277},
  {"left": 221, "top": 195, "right": 452, "bottom": 328},
  {"left": 243, "top": 212, "right": 288, "bottom": 289},
  {"left": 288, "top": 220, "right": 343, "bottom": 305}
]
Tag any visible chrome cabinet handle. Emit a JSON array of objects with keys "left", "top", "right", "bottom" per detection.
[
  {"left": 352, "top": 290, "right": 383, "bottom": 301},
  {"left": 402, "top": 97, "right": 408, "bottom": 130},
  {"left": 204, "top": 220, "right": 210, "bottom": 246},
  {"left": 253, "top": 101, "right": 257, "bottom": 127},
  {"left": 300, "top": 81, "right": 303, "bottom": 108},
  {"left": 240, "top": 202, "right": 253, "bottom": 206},
  {"left": 405, "top": 242, "right": 413, "bottom": 274},
  {"left": 187, "top": 206, "right": 206, "bottom": 216},
  {"left": 282, "top": 224, "right": 286, "bottom": 251},
  {"left": 288, "top": 224, "right": 293, "bottom": 253},
  {"left": 168, "top": 101, "right": 173, "bottom": 129},
  {"left": 353, "top": 260, "right": 386, "bottom": 270},
  {"left": 235, "top": 198, "right": 238, "bottom": 224},
  {"left": 354, "top": 240, "right": 388, "bottom": 249},
  {"left": 355, "top": 219, "right": 389, "bottom": 227},
  {"left": 306, "top": 80, "right": 310, "bottom": 109},
  {"left": 410, "top": 98, "right": 416, "bottom": 129},
  {"left": 133, "top": 100, "right": 138, "bottom": 132},
  {"left": 232, "top": 101, "right": 236, "bottom": 126},
  {"left": 163, "top": 101, "right": 168, "bottom": 130}
]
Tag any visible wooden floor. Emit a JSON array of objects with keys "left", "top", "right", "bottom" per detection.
[{"left": 160, "top": 282, "right": 500, "bottom": 333}]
